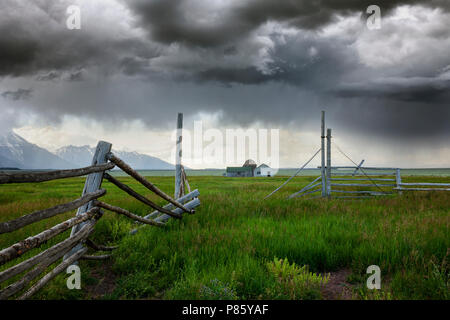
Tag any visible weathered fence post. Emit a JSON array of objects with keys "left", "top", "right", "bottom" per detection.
[
  {"left": 326, "top": 128, "right": 332, "bottom": 197},
  {"left": 321, "top": 111, "right": 326, "bottom": 197},
  {"left": 396, "top": 168, "right": 402, "bottom": 195},
  {"left": 63, "top": 141, "right": 112, "bottom": 261},
  {"left": 175, "top": 113, "right": 183, "bottom": 199}
]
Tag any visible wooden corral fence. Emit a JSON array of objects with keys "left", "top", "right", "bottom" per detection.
[
  {"left": 266, "top": 111, "right": 450, "bottom": 200},
  {"left": 0, "top": 139, "right": 200, "bottom": 300}
]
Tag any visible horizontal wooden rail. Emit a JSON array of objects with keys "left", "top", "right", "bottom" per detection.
[
  {"left": 0, "top": 189, "right": 106, "bottom": 234},
  {"left": 399, "top": 183, "right": 450, "bottom": 187},
  {"left": 85, "top": 239, "right": 117, "bottom": 252},
  {"left": 0, "top": 220, "right": 96, "bottom": 284},
  {"left": 394, "top": 187, "right": 450, "bottom": 191},
  {"left": 0, "top": 163, "right": 115, "bottom": 184},
  {"left": 331, "top": 190, "right": 393, "bottom": 195},
  {"left": 143, "top": 189, "right": 200, "bottom": 221},
  {"left": 330, "top": 183, "right": 395, "bottom": 188},
  {"left": 333, "top": 196, "right": 372, "bottom": 199},
  {"left": 330, "top": 178, "right": 395, "bottom": 182},
  {"left": 18, "top": 247, "right": 89, "bottom": 300},
  {"left": 288, "top": 176, "right": 321, "bottom": 199},
  {"left": 107, "top": 153, "right": 194, "bottom": 214},
  {"left": 331, "top": 166, "right": 399, "bottom": 170},
  {"left": 103, "top": 173, "right": 182, "bottom": 219},
  {"left": 153, "top": 198, "right": 201, "bottom": 224},
  {"left": 95, "top": 201, "right": 168, "bottom": 226},
  {"left": 0, "top": 207, "right": 100, "bottom": 266},
  {"left": 331, "top": 172, "right": 395, "bottom": 176},
  {"left": 290, "top": 188, "right": 321, "bottom": 199}
]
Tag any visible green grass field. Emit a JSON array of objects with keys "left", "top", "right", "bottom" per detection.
[{"left": 0, "top": 175, "right": 449, "bottom": 300}]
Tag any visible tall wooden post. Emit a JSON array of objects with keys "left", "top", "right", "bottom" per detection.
[
  {"left": 175, "top": 113, "right": 183, "bottom": 199},
  {"left": 321, "top": 111, "right": 326, "bottom": 197},
  {"left": 63, "top": 140, "right": 112, "bottom": 261},
  {"left": 396, "top": 168, "right": 402, "bottom": 195},
  {"left": 326, "top": 129, "right": 332, "bottom": 197}
]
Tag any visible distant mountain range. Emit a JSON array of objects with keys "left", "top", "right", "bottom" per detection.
[{"left": 0, "top": 131, "right": 174, "bottom": 170}]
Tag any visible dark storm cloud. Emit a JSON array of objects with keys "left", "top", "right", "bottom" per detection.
[
  {"left": 1, "top": 88, "right": 33, "bottom": 101},
  {"left": 126, "top": 0, "right": 450, "bottom": 47},
  {"left": 0, "top": 0, "right": 160, "bottom": 77},
  {"left": 0, "top": 0, "right": 449, "bottom": 146}
]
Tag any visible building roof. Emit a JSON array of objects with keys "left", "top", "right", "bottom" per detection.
[
  {"left": 226, "top": 166, "right": 253, "bottom": 173},
  {"left": 243, "top": 159, "right": 256, "bottom": 167},
  {"left": 258, "top": 163, "right": 270, "bottom": 168}
]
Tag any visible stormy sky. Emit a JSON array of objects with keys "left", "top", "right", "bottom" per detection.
[{"left": 1, "top": 0, "right": 449, "bottom": 168}]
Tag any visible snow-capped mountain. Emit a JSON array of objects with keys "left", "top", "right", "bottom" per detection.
[
  {"left": 55, "top": 145, "right": 174, "bottom": 170},
  {"left": 0, "top": 132, "right": 74, "bottom": 169},
  {"left": 0, "top": 131, "right": 175, "bottom": 170}
]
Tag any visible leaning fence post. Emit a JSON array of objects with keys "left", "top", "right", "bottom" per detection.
[
  {"left": 326, "top": 128, "right": 332, "bottom": 197},
  {"left": 63, "top": 141, "right": 112, "bottom": 261},
  {"left": 321, "top": 111, "right": 326, "bottom": 197},
  {"left": 175, "top": 113, "right": 183, "bottom": 199}
]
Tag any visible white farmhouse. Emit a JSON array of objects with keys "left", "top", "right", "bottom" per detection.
[{"left": 254, "top": 163, "right": 273, "bottom": 177}]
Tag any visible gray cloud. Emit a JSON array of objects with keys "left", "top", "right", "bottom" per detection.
[
  {"left": 0, "top": 0, "right": 449, "bottom": 149},
  {"left": 1, "top": 88, "right": 33, "bottom": 101}
]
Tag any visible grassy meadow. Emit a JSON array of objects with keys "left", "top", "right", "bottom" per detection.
[{"left": 0, "top": 174, "right": 449, "bottom": 300}]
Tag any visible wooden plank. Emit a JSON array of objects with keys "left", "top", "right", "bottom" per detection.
[
  {"left": 0, "top": 189, "right": 106, "bottom": 234},
  {"left": 331, "top": 183, "right": 395, "bottom": 188},
  {"left": 0, "top": 163, "right": 114, "bottom": 184},
  {"left": 103, "top": 173, "right": 184, "bottom": 218},
  {"left": 107, "top": 153, "right": 194, "bottom": 214},
  {"left": 0, "top": 207, "right": 99, "bottom": 266},
  {"left": 333, "top": 196, "right": 372, "bottom": 199},
  {"left": 330, "top": 178, "right": 395, "bottom": 182},
  {"left": 96, "top": 201, "right": 168, "bottom": 226},
  {"left": 85, "top": 239, "right": 117, "bottom": 252},
  {"left": 142, "top": 189, "right": 200, "bottom": 221},
  {"left": 64, "top": 141, "right": 112, "bottom": 261},
  {"left": 331, "top": 166, "right": 399, "bottom": 170},
  {"left": 394, "top": 187, "right": 450, "bottom": 191},
  {"left": 175, "top": 113, "right": 183, "bottom": 198},
  {"left": 18, "top": 247, "right": 89, "bottom": 300},
  {"left": 291, "top": 188, "right": 321, "bottom": 199},
  {"left": 0, "top": 220, "right": 96, "bottom": 284},
  {"left": 331, "top": 190, "right": 393, "bottom": 195},
  {"left": 154, "top": 198, "right": 200, "bottom": 224},
  {"left": 288, "top": 178, "right": 321, "bottom": 199},
  {"left": 352, "top": 160, "right": 365, "bottom": 176},
  {"left": 332, "top": 172, "right": 395, "bottom": 176},
  {"left": 0, "top": 248, "right": 73, "bottom": 299},
  {"left": 399, "top": 183, "right": 450, "bottom": 187}
]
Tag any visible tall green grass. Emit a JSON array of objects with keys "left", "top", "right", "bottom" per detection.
[{"left": 0, "top": 175, "right": 448, "bottom": 299}]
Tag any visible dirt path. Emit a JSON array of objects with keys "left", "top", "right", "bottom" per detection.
[{"left": 321, "top": 269, "right": 354, "bottom": 300}]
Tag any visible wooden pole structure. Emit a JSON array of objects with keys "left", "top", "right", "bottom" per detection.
[
  {"left": 326, "top": 128, "right": 332, "bottom": 197},
  {"left": 175, "top": 113, "right": 183, "bottom": 199},
  {"left": 396, "top": 168, "right": 402, "bottom": 195},
  {"left": 321, "top": 111, "right": 326, "bottom": 197},
  {"left": 63, "top": 141, "right": 112, "bottom": 262}
]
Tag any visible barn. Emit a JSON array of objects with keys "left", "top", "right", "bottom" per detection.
[{"left": 226, "top": 160, "right": 273, "bottom": 177}]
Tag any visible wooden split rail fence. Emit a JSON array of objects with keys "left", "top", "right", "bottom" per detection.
[{"left": 0, "top": 140, "right": 200, "bottom": 300}]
